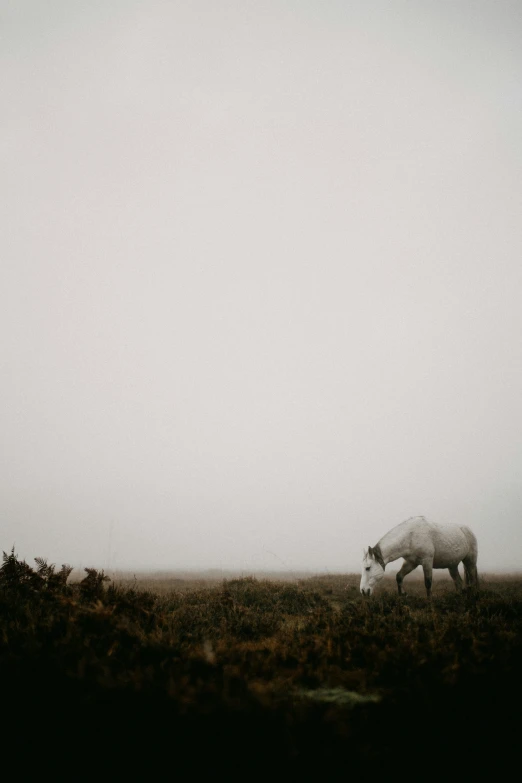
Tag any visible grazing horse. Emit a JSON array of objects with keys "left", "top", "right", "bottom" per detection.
[{"left": 360, "top": 516, "right": 478, "bottom": 598}]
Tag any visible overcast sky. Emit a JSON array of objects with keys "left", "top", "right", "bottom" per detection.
[{"left": 2, "top": 1, "right": 521, "bottom": 574}]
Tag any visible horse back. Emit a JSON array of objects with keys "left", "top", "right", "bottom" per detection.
[{"left": 380, "top": 517, "right": 477, "bottom": 567}]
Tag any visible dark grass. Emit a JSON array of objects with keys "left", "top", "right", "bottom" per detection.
[{"left": 1, "top": 551, "right": 521, "bottom": 779}]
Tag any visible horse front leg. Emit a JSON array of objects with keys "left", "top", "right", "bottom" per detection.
[
  {"left": 421, "top": 560, "right": 433, "bottom": 599},
  {"left": 396, "top": 560, "right": 417, "bottom": 596}
]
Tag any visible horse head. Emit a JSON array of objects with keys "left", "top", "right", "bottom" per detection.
[{"left": 360, "top": 545, "right": 385, "bottom": 596}]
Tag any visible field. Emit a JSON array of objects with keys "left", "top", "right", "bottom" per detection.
[{"left": 2, "top": 551, "right": 521, "bottom": 779}]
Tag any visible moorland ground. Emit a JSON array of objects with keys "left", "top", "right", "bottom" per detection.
[{"left": 2, "top": 551, "right": 521, "bottom": 779}]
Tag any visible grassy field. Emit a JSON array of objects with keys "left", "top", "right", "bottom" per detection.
[{"left": 2, "top": 551, "right": 521, "bottom": 779}]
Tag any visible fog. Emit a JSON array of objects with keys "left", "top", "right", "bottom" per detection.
[{"left": 2, "top": 1, "right": 521, "bottom": 574}]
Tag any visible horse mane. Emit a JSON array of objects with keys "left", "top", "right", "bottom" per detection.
[{"left": 372, "top": 544, "right": 386, "bottom": 570}]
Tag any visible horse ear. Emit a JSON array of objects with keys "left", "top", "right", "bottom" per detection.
[{"left": 368, "top": 546, "right": 373, "bottom": 558}]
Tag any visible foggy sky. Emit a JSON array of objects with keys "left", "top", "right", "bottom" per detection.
[{"left": 2, "top": 1, "right": 522, "bottom": 573}]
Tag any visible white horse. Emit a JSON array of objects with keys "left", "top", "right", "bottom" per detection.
[{"left": 360, "top": 516, "right": 478, "bottom": 598}]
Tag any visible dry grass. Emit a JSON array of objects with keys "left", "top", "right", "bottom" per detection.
[{"left": 2, "top": 552, "right": 521, "bottom": 778}]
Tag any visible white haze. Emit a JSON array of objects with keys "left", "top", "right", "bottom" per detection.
[{"left": 2, "top": 1, "right": 522, "bottom": 574}]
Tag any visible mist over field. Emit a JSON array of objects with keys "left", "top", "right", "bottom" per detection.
[{"left": 2, "top": 2, "right": 522, "bottom": 573}]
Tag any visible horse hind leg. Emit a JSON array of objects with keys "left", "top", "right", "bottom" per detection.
[
  {"left": 448, "top": 565, "right": 464, "bottom": 592},
  {"left": 463, "top": 556, "right": 479, "bottom": 589}
]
